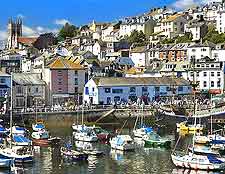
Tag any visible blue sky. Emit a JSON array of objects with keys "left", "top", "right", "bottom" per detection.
[{"left": 0, "top": 0, "right": 207, "bottom": 40}]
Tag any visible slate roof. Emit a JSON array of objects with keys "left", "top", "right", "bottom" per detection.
[
  {"left": 12, "top": 73, "right": 45, "bottom": 85},
  {"left": 115, "top": 57, "right": 135, "bottom": 66},
  {"left": 92, "top": 76, "right": 190, "bottom": 87}
]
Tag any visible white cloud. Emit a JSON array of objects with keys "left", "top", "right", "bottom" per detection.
[
  {"left": 55, "top": 19, "right": 70, "bottom": 25},
  {"left": 0, "top": 31, "right": 7, "bottom": 40},
  {"left": 172, "top": 0, "right": 218, "bottom": 9},
  {"left": 22, "top": 25, "right": 58, "bottom": 37}
]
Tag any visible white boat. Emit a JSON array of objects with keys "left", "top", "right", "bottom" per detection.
[
  {"left": 11, "top": 126, "right": 26, "bottom": 136},
  {"left": 133, "top": 127, "right": 153, "bottom": 138},
  {"left": 171, "top": 153, "right": 225, "bottom": 170},
  {"left": 31, "top": 129, "right": 49, "bottom": 140},
  {"left": 0, "top": 146, "right": 33, "bottom": 163},
  {"left": 73, "top": 129, "right": 98, "bottom": 142},
  {"left": 32, "top": 123, "right": 45, "bottom": 132},
  {"left": 110, "top": 135, "right": 135, "bottom": 151}
]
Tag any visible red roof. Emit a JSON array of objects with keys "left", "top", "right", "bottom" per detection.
[{"left": 17, "top": 37, "right": 38, "bottom": 45}]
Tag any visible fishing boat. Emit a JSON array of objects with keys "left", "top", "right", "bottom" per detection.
[
  {"left": 110, "top": 135, "right": 135, "bottom": 151},
  {"left": 0, "top": 146, "right": 33, "bottom": 163},
  {"left": 143, "top": 132, "right": 171, "bottom": 148},
  {"left": 171, "top": 65, "right": 225, "bottom": 170},
  {"left": 176, "top": 122, "right": 203, "bottom": 132},
  {"left": 31, "top": 129, "right": 50, "bottom": 146},
  {"left": 32, "top": 122, "right": 45, "bottom": 132},
  {"left": 61, "top": 144, "right": 88, "bottom": 161}
]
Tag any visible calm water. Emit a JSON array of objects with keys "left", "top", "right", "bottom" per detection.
[{"left": 1, "top": 126, "right": 224, "bottom": 174}]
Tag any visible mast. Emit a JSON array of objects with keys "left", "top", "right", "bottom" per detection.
[
  {"left": 191, "top": 57, "right": 197, "bottom": 153},
  {"left": 10, "top": 75, "right": 13, "bottom": 149}
]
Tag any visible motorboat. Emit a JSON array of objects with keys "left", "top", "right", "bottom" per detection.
[
  {"left": 0, "top": 146, "right": 33, "bottom": 163},
  {"left": 171, "top": 153, "right": 225, "bottom": 170},
  {"left": 133, "top": 126, "right": 153, "bottom": 138},
  {"left": 31, "top": 129, "right": 49, "bottom": 146},
  {"left": 73, "top": 128, "right": 98, "bottom": 142},
  {"left": 110, "top": 135, "right": 135, "bottom": 151},
  {"left": 143, "top": 132, "right": 171, "bottom": 148}
]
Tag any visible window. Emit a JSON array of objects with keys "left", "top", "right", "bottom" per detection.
[
  {"left": 217, "top": 72, "right": 221, "bottom": 77},
  {"left": 167, "top": 87, "right": 171, "bottom": 91},
  {"left": 58, "top": 88, "right": 62, "bottom": 92},
  {"left": 75, "top": 87, "right": 78, "bottom": 93},
  {"left": 196, "top": 72, "right": 199, "bottom": 77},
  {"left": 130, "top": 87, "right": 136, "bottom": 93},
  {"left": 75, "top": 78, "right": 78, "bottom": 85},
  {"left": 178, "top": 86, "right": 183, "bottom": 92},
  {"left": 211, "top": 81, "right": 214, "bottom": 87},
  {"left": 202, "top": 48, "right": 207, "bottom": 51},
  {"left": 16, "top": 86, "right": 23, "bottom": 94},
  {"left": 155, "top": 87, "right": 160, "bottom": 92},
  {"left": 203, "top": 81, "right": 207, "bottom": 87},
  {"left": 75, "top": 70, "right": 78, "bottom": 75},
  {"left": 192, "top": 49, "right": 196, "bottom": 52},
  {"left": 142, "top": 87, "right": 148, "bottom": 92},
  {"left": 92, "top": 88, "right": 95, "bottom": 92},
  {"left": 35, "top": 87, "right": 38, "bottom": 93},
  {"left": 196, "top": 64, "right": 200, "bottom": 68},
  {"left": 112, "top": 89, "right": 123, "bottom": 94},
  {"left": 0, "top": 78, "right": 5, "bottom": 83},
  {"left": 211, "top": 72, "right": 214, "bottom": 77},
  {"left": 217, "top": 81, "right": 221, "bottom": 87},
  {"left": 85, "top": 87, "right": 89, "bottom": 95},
  {"left": 58, "top": 81, "right": 62, "bottom": 85},
  {"left": 105, "top": 88, "right": 111, "bottom": 93},
  {"left": 58, "top": 70, "right": 62, "bottom": 76},
  {"left": 203, "top": 72, "right": 207, "bottom": 77},
  {"left": 211, "top": 64, "right": 214, "bottom": 68},
  {"left": 114, "top": 96, "right": 120, "bottom": 103}
]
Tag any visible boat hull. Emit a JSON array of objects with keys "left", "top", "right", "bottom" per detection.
[
  {"left": 0, "top": 159, "right": 13, "bottom": 168},
  {"left": 32, "top": 138, "right": 49, "bottom": 146},
  {"left": 144, "top": 140, "right": 171, "bottom": 148}
]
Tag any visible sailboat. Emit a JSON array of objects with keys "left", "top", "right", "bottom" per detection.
[
  {"left": 73, "top": 105, "right": 98, "bottom": 142},
  {"left": 171, "top": 63, "right": 225, "bottom": 170},
  {"left": 0, "top": 76, "right": 33, "bottom": 163},
  {"left": 133, "top": 104, "right": 153, "bottom": 138},
  {"left": 110, "top": 115, "right": 135, "bottom": 151}
]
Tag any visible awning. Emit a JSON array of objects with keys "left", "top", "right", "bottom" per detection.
[{"left": 209, "top": 89, "right": 222, "bottom": 94}]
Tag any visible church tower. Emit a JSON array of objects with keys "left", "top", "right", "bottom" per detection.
[{"left": 7, "top": 17, "right": 22, "bottom": 49}]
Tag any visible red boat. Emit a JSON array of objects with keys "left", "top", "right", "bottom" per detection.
[{"left": 32, "top": 138, "right": 49, "bottom": 146}]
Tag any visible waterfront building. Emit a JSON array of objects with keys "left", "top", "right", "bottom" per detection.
[
  {"left": 12, "top": 73, "right": 45, "bottom": 109},
  {"left": 83, "top": 77, "right": 191, "bottom": 105},
  {"left": 187, "top": 57, "right": 224, "bottom": 94},
  {"left": 44, "top": 57, "right": 87, "bottom": 106}
]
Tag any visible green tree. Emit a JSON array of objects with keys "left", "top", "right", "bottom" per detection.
[
  {"left": 176, "top": 33, "right": 193, "bottom": 43},
  {"left": 58, "top": 23, "right": 79, "bottom": 40},
  {"left": 203, "top": 24, "right": 225, "bottom": 44},
  {"left": 161, "top": 38, "right": 175, "bottom": 44},
  {"left": 122, "top": 30, "right": 147, "bottom": 45}
]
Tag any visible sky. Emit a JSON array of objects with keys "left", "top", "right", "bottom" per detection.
[{"left": 0, "top": 0, "right": 214, "bottom": 40}]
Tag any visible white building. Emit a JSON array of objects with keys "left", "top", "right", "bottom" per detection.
[
  {"left": 83, "top": 77, "right": 192, "bottom": 105},
  {"left": 188, "top": 58, "right": 224, "bottom": 93},
  {"left": 184, "top": 22, "right": 208, "bottom": 41},
  {"left": 154, "top": 13, "right": 187, "bottom": 38},
  {"left": 130, "top": 46, "right": 147, "bottom": 67},
  {"left": 119, "top": 16, "right": 155, "bottom": 37},
  {"left": 216, "top": 10, "right": 225, "bottom": 33},
  {"left": 187, "top": 42, "right": 215, "bottom": 61}
]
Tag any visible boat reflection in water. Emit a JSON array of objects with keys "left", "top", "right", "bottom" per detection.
[
  {"left": 172, "top": 168, "right": 223, "bottom": 174},
  {"left": 110, "top": 149, "right": 125, "bottom": 162}
]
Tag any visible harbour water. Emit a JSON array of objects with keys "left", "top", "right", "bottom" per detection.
[{"left": 2, "top": 125, "right": 224, "bottom": 174}]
